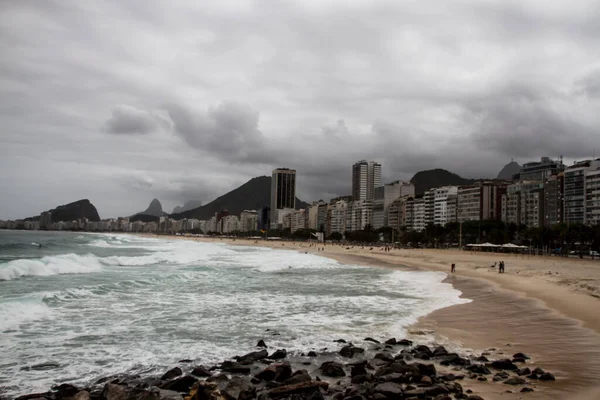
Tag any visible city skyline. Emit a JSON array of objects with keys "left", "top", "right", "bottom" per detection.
[{"left": 2, "top": 1, "right": 600, "bottom": 219}]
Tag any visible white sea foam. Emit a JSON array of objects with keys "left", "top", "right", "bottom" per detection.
[
  {"left": 0, "top": 295, "right": 53, "bottom": 330},
  {"left": 0, "top": 253, "right": 103, "bottom": 281}
]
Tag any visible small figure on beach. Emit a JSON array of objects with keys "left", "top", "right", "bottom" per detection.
[
  {"left": 499, "top": 261, "right": 505, "bottom": 273},
  {"left": 451, "top": 263, "right": 456, "bottom": 273}
]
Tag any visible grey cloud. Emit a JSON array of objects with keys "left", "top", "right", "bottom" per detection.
[{"left": 104, "top": 105, "right": 159, "bottom": 134}]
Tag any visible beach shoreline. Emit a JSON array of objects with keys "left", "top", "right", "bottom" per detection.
[{"left": 141, "top": 234, "right": 600, "bottom": 400}]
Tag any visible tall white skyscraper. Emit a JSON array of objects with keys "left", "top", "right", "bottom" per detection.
[{"left": 352, "top": 160, "right": 381, "bottom": 201}]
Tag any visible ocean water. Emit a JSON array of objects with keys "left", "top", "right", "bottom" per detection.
[{"left": 0, "top": 230, "right": 470, "bottom": 397}]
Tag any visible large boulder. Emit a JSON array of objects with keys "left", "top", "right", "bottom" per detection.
[
  {"left": 160, "top": 367, "right": 182, "bottom": 381},
  {"left": 159, "top": 375, "right": 198, "bottom": 393},
  {"left": 267, "top": 381, "right": 328, "bottom": 399},
  {"left": 101, "top": 384, "right": 127, "bottom": 400},
  {"left": 221, "top": 377, "right": 256, "bottom": 400},
  {"left": 504, "top": 377, "right": 526, "bottom": 385},
  {"left": 339, "top": 345, "right": 365, "bottom": 358},
  {"left": 319, "top": 361, "right": 346, "bottom": 377},
  {"left": 54, "top": 384, "right": 80, "bottom": 399},
  {"left": 374, "top": 382, "right": 403, "bottom": 398},
  {"left": 465, "top": 364, "right": 491, "bottom": 375},
  {"left": 191, "top": 366, "right": 213, "bottom": 377},
  {"left": 237, "top": 349, "right": 268, "bottom": 364},
  {"left": 220, "top": 361, "right": 251, "bottom": 374},
  {"left": 539, "top": 372, "right": 556, "bottom": 381},
  {"left": 491, "top": 359, "right": 518, "bottom": 371},
  {"left": 432, "top": 346, "right": 448, "bottom": 357},
  {"left": 255, "top": 362, "right": 292, "bottom": 382},
  {"left": 269, "top": 349, "right": 287, "bottom": 360}
]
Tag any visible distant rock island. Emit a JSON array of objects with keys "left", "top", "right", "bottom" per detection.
[
  {"left": 26, "top": 199, "right": 100, "bottom": 222},
  {"left": 497, "top": 160, "right": 521, "bottom": 180},
  {"left": 130, "top": 198, "right": 166, "bottom": 222},
  {"left": 172, "top": 200, "right": 203, "bottom": 214},
  {"left": 410, "top": 169, "right": 476, "bottom": 196},
  {"left": 171, "top": 176, "right": 309, "bottom": 220}
]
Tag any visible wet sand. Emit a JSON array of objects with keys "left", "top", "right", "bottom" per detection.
[{"left": 144, "top": 235, "right": 600, "bottom": 399}]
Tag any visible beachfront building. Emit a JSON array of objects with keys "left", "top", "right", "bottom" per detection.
[
  {"left": 585, "top": 169, "right": 600, "bottom": 225},
  {"left": 221, "top": 215, "right": 240, "bottom": 233},
  {"left": 308, "top": 201, "right": 328, "bottom": 232},
  {"left": 345, "top": 200, "right": 373, "bottom": 232},
  {"left": 544, "top": 174, "right": 564, "bottom": 227},
  {"left": 564, "top": 160, "right": 600, "bottom": 224},
  {"left": 433, "top": 186, "right": 458, "bottom": 226},
  {"left": 501, "top": 192, "right": 521, "bottom": 225},
  {"left": 457, "top": 186, "right": 481, "bottom": 222},
  {"left": 270, "top": 168, "right": 296, "bottom": 228},
  {"left": 424, "top": 189, "right": 435, "bottom": 226},
  {"left": 501, "top": 181, "right": 544, "bottom": 226},
  {"left": 458, "top": 182, "right": 506, "bottom": 222},
  {"left": 411, "top": 198, "right": 426, "bottom": 232},
  {"left": 352, "top": 160, "right": 381, "bottom": 201},
  {"left": 240, "top": 210, "right": 258, "bottom": 232},
  {"left": 520, "top": 157, "right": 564, "bottom": 182},
  {"left": 327, "top": 200, "right": 348, "bottom": 236},
  {"left": 521, "top": 188, "right": 544, "bottom": 228},
  {"left": 372, "top": 181, "right": 414, "bottom": 229}
]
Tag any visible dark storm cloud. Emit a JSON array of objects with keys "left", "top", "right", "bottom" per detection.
[{"left": 1, "top": 0, "right": 600, "bottom": 219}]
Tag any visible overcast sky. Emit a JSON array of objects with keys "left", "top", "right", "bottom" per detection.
[{"left": 2, "top": 0, "right": 599, "bottom": 219}]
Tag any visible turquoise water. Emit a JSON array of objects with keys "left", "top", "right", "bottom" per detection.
[{"left": 0, "top": 230, "right": 469, "bottom": 397}]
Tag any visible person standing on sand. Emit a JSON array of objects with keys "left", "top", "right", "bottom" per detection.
[{"left": 451, "top": 263, "right": 456, "bottom": 273}]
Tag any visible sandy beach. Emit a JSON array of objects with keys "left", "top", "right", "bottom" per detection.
[{"left": 152, "top": 235, "right": 600, "bottom": 400}]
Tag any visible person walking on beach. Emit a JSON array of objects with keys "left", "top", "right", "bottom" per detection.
[
  {"left": 499, "top": 261, "right": 505, "bottom": 273},
  {"left": 451, "top": 263, "right": 456, "bottom": 273}
]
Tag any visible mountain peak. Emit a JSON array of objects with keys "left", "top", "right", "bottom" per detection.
[
  {"left": 142, "top": 198, "right": 164, "bottom": 217},
  {"left": 410, "top": 169, "right": 475, "bottom": 195},
  {"left": 497, "top": 160, "right": 521, "bottom": 180}
]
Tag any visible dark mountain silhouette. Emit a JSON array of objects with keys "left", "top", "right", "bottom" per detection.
[
  {"left": 129, "top": 198, "right": 165, "bottom": 222},
  {"left": 172, "top": 200, "right": 203, "bottom": 214},
  {"left": 497, "top": 160, "right": 521, "bottom": 180},
  {"left": 410, "top": 169, "right": 476, "bottom": 195},
  {"left": 171, "top": 176, "right": 309, "bottom": 220},
  {"left": 26, "top": 199, "right": 100, "bottom": 222}
]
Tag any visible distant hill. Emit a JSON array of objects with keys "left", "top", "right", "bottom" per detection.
[
  {"left": 497, "top": 160, "right": 521, "bottom": 180},
  {"left": 410, "top": 169, "right": 475, "bottom": 195},
  {"left": 171, "top": 176, "right": 310, "bottom": 220},
  {"left": 26, "top": 199, "right": 100, "bottom": 222},
  {"left": 172, "top": 200, "right": 203, "bottom": 214},
  {"left": 141, "top": 199, "right": 165, "bottom": 217}
]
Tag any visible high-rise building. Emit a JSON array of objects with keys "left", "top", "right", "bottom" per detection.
[
  {"left": 270, "top": 168, "right": 296, "bottom": 227},
  {"left": 352, "top": 160, "right": 381, "bottom": 201},
  {"left": 544, "top": 174, "right": 564, "bottom": 227},
  {"left": 585, "top": 169, "right": 600, "bottom": 225},
  {"left": 564, "top": 160, "right": 600, "bottom": 224},
  {"left": 520, "top": 157, "right": 564, "bottom": 182}
]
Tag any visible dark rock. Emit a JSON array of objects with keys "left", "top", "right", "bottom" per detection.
[
  {"left": 255, "top": 362, "right": 292, "bottom": 382},
  {"left": 373, "top": 352, "right": 394, "bottom": 363},
  {"left": 432, "top": 346, "right": 448, "bottom": 357},
  {"left": 517, "top": 367, "right": 531, "bottom": 376},
  {"left": 374, "top": 382, "right": 403, "bottom": 398},
  {"left": 339, "top": 345, "right": 364, "bottom": 358},
  {"left": 269, "top": 349, "right": 287, "bottom": 360},
  {"left": 191, "top": 366, "right": 213, "bottom": 377},
  {"left": 71, "top": 391, "right": 91, "bottom": 400},
  {"left": 527, "top": 374, "right": 538, "bottom": 380},
  {"left": 504, "top": 377, "right": 526, "bottom": 385},
  {"left": 416, "top": 363, "right": 437, "bottom": 377},
  {"left": 350, "top": 375, "right": 370, "bottom": 384},
  {"left": 491, "top": 359, "right": 517, "bottom": 371},
  {"left": 257, "top": 340, "right": 267, "bottom": 348},
  {"left": 101, "top": 384, "right": 127, "bottom": 400},
  {"left": 207, "top": 373, "right": 229, "bottom": 383},
  {"left": 364, "top": 337, "right": 380, "bottom": 344},
  {"left": 221, "top": 377, "right": 256, "bottom": 400},
  {"left": 477, "top": 376, "right": 488, "bottom": 381},
  {"left": 160, "top": 367, "right": 182, "bottom": 381},
  {"left": 178, "top": 359, "right": 193, "bottom": 363},
  {"left": 414, "top": 352, "right": 431, "bottom": 360},
  {"left": 160, "top": 375, "right": 197, "bottom": 393},
  {"left": 532, "top": 367, "right": 545, "bottom": 375},
  {"left": 397, "top": 339, "right": 413, "bottom": 346},
  {"left": 440, "top": 374, "right": 456, "bottom": 382},
  {"left": 23, "top": 362, "right": 61, "bottom": 371},
  {"left": 380, "top": 373, "right": 407, "bottom": 384},
  {"left": 54, "top": 383, "right": 80, "bottom": 399},
  {"left": 238, "top": 349, "right": 268, "bottom": 364},
  {"left": 307, "top": 351, "right": 318, "bottom": 357},
  {"left": 320, "top": 361, "right": 346, "bottom": 377},
  {"left": 425, "top": 384, "right": 450, "bottom": 396},
  {"left": 384, "top": 338, "right": 396, "bottom": 345},
  {"left": 474, "top": 356, "right": 488, "bottom": 362},
  {"left": 334, "top": 339, "right": 347, "bottom": 343},
  {"left": 521, "top": 387, "right": 534, "bottom": 393},
  {"left": 466, "top": 396, "right": 484, "bottom": 400},
  {"left": 419, "top": 376, "right": 433, "bottom": 386},
  {"left": 351, "top": 365, "right": 367, "bottom": 377},
  {"left": 220, "top": 361, "right": 251, "bottom": 374},
  {"left": 539, "top": 372, "right": 556, "bottom": 381},
  {"left": 281, "top": 370, "right": 312, "bottom": 386},
  {"left": 513, "top": 353, "right": 530, "bottom": 360},
  {"left": 267, "top": 381, "right": 329, "bottom": 399},
  {"left": 414, "top": 345, "right": 432, "bottom": 355}
]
